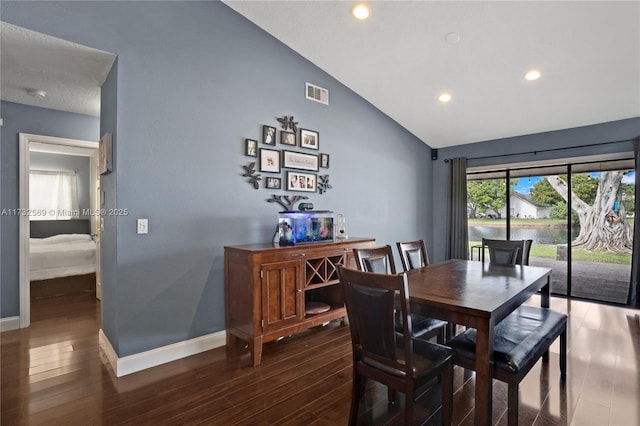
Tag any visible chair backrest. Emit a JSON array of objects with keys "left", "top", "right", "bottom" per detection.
[
  {"left": 337, "top": 265, "right": 413, "bottom": 375},
  {"left": 396, "top": 240, "right": 429, "bottom": 271},
  {"left": 353, "top": 245, "right": 397, "bottom": 274},
  {"left": 482, "top": 238, "right": 533, "bottom": 265}
]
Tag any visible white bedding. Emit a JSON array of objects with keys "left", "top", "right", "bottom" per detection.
[{"left": 30, "top": 234, "right": 97, "bottom": 281}]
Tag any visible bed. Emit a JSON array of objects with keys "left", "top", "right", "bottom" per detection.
[{"left": 30, "top": 220, "right": 97, "bottom": 299}]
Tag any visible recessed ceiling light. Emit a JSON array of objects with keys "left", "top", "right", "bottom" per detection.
[
  {"left": 352, "top": 4, "right": 370, "bottom": 20},
  {"left": 26, "top": 88, "right": 47, "bottom": 99},
  {"left": 525, "top": 69, "right": 541, "bottom": 81},
  {"left": 445, "top": 32, "right": 461, "bottom": 44},
  {"left": 438, "top": 92, "right": 452, "bottom": 103}
]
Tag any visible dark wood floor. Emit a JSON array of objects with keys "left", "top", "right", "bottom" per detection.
[{"left": 1, "top": 293, "right": 639, "bottom": 425}]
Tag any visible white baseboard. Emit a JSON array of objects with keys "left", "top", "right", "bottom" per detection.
[
  {"left": 99, "top": 329, "right": 226, "bottom": 377},
  {"left": 0, "top": 316, "right": 20, "bottom": 332}
]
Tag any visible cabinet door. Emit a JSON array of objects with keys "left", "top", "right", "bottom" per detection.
[{"left": 261, "top": 260, "right": 304, "bottom": 332}]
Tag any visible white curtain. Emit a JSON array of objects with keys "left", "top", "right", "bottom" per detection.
[{"left": 29, "top": 171, "right": 79, "bottom": 220}]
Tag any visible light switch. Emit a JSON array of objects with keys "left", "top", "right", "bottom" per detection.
[{"left": 137, "top": 218, "right": 148, "bottom": 234}]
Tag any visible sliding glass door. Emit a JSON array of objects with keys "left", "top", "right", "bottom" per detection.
[
  {"left": 467, "top": 158, "right": 634, "bottom": 306},
  {"left": 467, "top": 173, "right": 507, "bottom": 261},
  {"left": 568, "top": 164, "right": 634, "bottom": 304},
  {"left": 511, "top": 169, "right": 570, "bottom": 297}
]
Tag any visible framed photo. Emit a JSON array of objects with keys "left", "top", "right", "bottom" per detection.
[
  {"left": 265, "top": 176, "right": 282, "bottom": 190},
  {"left": 320, "top": 153, "right": 330, "bottom": 168},
  {"left": 286, "top": 171, "right": 317, "bottom": 193},
  {"left": 259, "top": 148, "right": 281, "bottom": 173},
  {"left": 280, "top": 130, "right": 296, "bottom": 146},
  {"left": 245, "top": 139, "right": 258, "bottom": 157},
  {"left": 282, "top": 150, "right": 319, "bottom": 171},
  {"left": 263, "top": 125, "right": 276, "bottom": 145},
  {"left": 99, "top": 133, "right": 112, "bottom": 175},
  {"left": 300, "top": 129, "right": 319, "bottom": 150}
]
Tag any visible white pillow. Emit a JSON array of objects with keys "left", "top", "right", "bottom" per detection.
[{"left": 32, "top": 233, "right": 92, "bottom": 245}]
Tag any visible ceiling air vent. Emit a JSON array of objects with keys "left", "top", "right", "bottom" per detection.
[{"left": 305, "top": 82, "right": 329, "bottom": 105}]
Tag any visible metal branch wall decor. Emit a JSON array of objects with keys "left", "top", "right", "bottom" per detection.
[
  {"left": 318, "top": 175, "right": 332, "bottom": 194},
  {"left": 277, "top": 115, "right": 298, "bottom": 133},
  {"left": 267, "top": 195, "right": 309, "bottom": 211},
  {"left": 240, "top": 113, "right": 332, "bottom": 199},
  {"left": 242, "top": 162, "right": 261, "bottom": 189}
]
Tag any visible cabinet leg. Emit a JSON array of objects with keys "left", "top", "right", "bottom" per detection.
[
  {"left": 251, "top": 336, "right": 263, "bottom": 367},
  {"left": 226, "top": 331, "right": 238, "bottom": 347}
]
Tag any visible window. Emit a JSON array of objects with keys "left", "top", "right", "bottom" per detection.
[{"left": 29, "top": 170, "right": 79, "bottom": 220}]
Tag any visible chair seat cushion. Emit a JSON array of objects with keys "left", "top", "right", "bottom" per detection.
[
  {"left": 446, "top": 306, "right": 567, "bottom": 373},
  {"left": 361, "top": 339, "right": 452, "bottom": 380},
  {"left": 394, "top": 311, "right": 447, "bottom": 339}
]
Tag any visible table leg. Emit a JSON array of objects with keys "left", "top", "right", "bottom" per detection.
[
  {"left": 474, "top": 318, "right": 494, "bottom": 426},
  {"left": 542, "top": 274, "right": 551, "bottom": 359},
  {"left": 541, "top": 275, "right": 550, "bottom": 308}
]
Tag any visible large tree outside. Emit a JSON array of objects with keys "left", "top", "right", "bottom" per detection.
[
  {"left": 531, "top": 170, "right": 633, "bottom": 253},
  {"left": 542, "top": 172, "right": 634, "bottom": 253}
]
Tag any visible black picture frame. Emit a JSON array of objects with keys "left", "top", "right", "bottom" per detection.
[
  {"left": 282, "top": 150, "right": 319, "bottom": 172},
  {"left": 262, "top": 125, "right": 276, "bottom": 145},
  {"left": 280, "top": 130, "right": 296, "bottom": 146},
  {"left": 245, "top": 139, "right": 258, "bottom": 157},
  {"left": 286, "top": 171, "right": 317, "bottom": 193},
  {"left": 320, "top": 153, "right": 330, "bottom": 168},
  {"left": 300, "top": 129, "right": 319, "bottom": 150},
  {"left": 259, "top": 148, "right": 281, "bottom": 173},
  {"left": 265, "top": 176, "right": 282, "bottom": 189}
]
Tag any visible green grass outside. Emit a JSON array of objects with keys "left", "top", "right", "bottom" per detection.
[
  {"left": 469, "top": 241, "right": 632, "bottom": 265},
  {"left": 468, "top": 217, "right": 634, "bottom": 264},
  {"left": 469, "top": 218, "right": 635, "bottom": 227}
]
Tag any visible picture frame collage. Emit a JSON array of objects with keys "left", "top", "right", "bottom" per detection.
[{"left": 243, "top": 120, "right": 330, "bottom": 193}]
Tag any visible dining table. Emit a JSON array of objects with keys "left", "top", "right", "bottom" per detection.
[{"left": 405, "top": 259, "right": 552, "bottom": 426}]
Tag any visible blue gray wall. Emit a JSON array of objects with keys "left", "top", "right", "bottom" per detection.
[
  {"left": 1, "top": 2, "right": 433, "bottom": 356},
  {"left": 5, "top": 1, "right": 636, "bottom": 359},
  {"left": 432, "top": 117, "right": 640, "bottom": 262},
  {"left": 0, "top": 101, "right": 99, "bottom": 317}
]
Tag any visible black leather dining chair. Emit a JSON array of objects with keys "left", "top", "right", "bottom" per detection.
[
  {"left": 338, "top": 265, "right": 454, "bottom": 426},
  {"left": 396, "top": 240, "right": 430, "bottom": 270},
  {"left": 353, "top": 245, "right": 448, "bottom": 344},
  {"left": 482, "top": 238, "right": 533, "bottom": 266}
]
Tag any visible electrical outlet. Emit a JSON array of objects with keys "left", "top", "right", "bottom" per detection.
[{"left": 137, "top": 218, "right": 148, "bottom": 234}]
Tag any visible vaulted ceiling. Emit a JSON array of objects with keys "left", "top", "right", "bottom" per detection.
[
  {"left": 2, "top": 2, "right": 638, "bottom": 148},
  {"left": 224, "top": 1, "right": 639, "bottom": 148}
]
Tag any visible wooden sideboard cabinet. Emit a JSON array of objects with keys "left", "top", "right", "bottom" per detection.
[{"left": 224, "top": 237, "right": 375, "bottom": 366}]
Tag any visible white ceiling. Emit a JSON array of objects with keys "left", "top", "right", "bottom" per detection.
[
  {"left": 224, "top": 1, "right": 640, "bottom": 148},
  {"left": 1, "top": 2, "right": 638, "bottom": 148},
  {"left": 0, "top": 22, "right": 115, "bottom": 117}
]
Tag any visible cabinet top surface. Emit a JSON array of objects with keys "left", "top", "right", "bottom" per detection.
[{"left": 224, "top": 237, "right": 375, "bottom": 253}]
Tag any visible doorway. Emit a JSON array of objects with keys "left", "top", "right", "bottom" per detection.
[{"left": 19, "top": 133, "right": 100, "bottom": 328}]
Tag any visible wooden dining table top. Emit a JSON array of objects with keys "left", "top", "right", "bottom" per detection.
[{"left": 404, "top": 259, "right": 551, "bottom": 323}]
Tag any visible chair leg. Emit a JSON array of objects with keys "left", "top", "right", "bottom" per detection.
[
  {"left": 507, "top": 383, "right": 519, "bottom": 426},
  {"left": 560, "top": 328, "right": 567, "bottom": 383},
  {"left": 387, "top": 387, "right": 396, "bottom": 404},
  {"left": 437, "top": 326, "right": 446, "bottom": 344},
  {"left": 446, "top": 323, "right": 455, "bottom": 341},
  {"left": 405, "top": 388, "right": 414, "bottom": 426},
  {"left": 441, "top": 362, "right": 453, "bottom": 426},
  {"left": 349, "top": 373, "right": 362, "bottom": 426}
]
